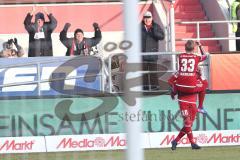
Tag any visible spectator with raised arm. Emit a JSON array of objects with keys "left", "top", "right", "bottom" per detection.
[
  {"left": 60, "top": 22, "right": 102, "bottom": 56},
  {"left": 24, "top": 6, "right": 57, "bottom": 57}
]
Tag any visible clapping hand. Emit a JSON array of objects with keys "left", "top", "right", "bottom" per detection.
[
  {"left": 30, "top": 5, "right": 36, "bottom": 16},
  {"left": 43, "top": 6, "right": 49, "bottom": 15}
]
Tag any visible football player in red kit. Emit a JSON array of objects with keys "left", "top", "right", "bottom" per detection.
[
  {"left": 168, "top": 71, "right": 206, "bottom": 150},
  {"left": 168, "top": 40, "right": 208, "bottom": 113},
  {"left": 168, "top": 40, "right": 208, "bottom": 150}
]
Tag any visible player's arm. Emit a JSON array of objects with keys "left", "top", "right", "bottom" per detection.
[
  {"left": 196, "top": 41, "right": 207, "bottom": 61},
  {"left": 168, "top": 72, "right": 178, "bottom": 86},
  {"left": 168, "top": 72, "right": 178, "bottom": 100}
]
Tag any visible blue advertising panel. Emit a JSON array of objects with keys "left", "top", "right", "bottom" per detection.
[{"left": 0, "top": 56, "right": 102, "bottom": 97}]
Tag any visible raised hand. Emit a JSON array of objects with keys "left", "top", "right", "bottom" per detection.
[
  {"left": 93, "top": 22, "right": 99, "bottom": 29},
  {"left": 195, "top": 41, "right": 202, "bottom": 46},
  {"left": 30, "top": 5, "right": 36, "bottom": 16},
  {"left": 13, "top": 38, "right": 18, "bottom": 46},
  {"left": 63, "top": 23, "right": 71, "bottom": 31},
  {"left": 43, "top": 6, "right": 49, "bottom": 15}
]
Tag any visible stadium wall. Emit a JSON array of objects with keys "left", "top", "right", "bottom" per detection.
[
  {"left": 0, "top": 93, "right": 239, "bottom": 137},
  {"left": 209, "top": 54, "right": 240, "bottom": 90},
  {"left": 0, "top": 92, "right": 239, "bottom": 154}
]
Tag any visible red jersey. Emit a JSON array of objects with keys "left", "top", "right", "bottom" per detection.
[{"left": 176, "top": 53, "right": 206, "bottom": 87}]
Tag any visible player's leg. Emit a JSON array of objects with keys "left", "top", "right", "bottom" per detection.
[
  {"left": 188, "top": 105, "right": 201, "bottom": 149},
  {"left": 171, "top": 103, "right": 188, "bottom": 150},
  {"left": 198, "top": 79, "right": 208, "bottom": 108},
  {"left": 172, "top": 104, "right": 201, "bottom": 150},
  {"left": 183, "top": 112, "right": 195, "bottom": 146},
  {"left": 171, "top": 127, "right": 185, "bottom": 150},
  {"left": 196, "top": 79, "right": 208, "bottom": 114},
  {"left": 171, "top": 108, "right": 195, "bottom": 150}
]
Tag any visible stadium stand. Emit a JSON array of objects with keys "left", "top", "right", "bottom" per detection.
[
  {"left": 0, "top": 1, "right": 152, "bottom": 57},
  {"left": 174, "top": 0, "right": 222, "bottom": 52}
]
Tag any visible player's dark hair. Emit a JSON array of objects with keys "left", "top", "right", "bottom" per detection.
[{"left": 185, "top": 40, "right": 194, "bottom": 52}]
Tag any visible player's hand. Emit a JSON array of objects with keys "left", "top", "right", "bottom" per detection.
[
  {"left": 195, "top": 41, "right": 202, "bottom": 46},
  {"left": 170, "top": 92, "right": 175, "bottom": 100},
  {"left": 170, "top": 86, "right": 176, "bottom": 100}
]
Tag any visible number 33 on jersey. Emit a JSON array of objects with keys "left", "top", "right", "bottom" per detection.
[{"left": 177, "top": 53, "right": 205, "bottom": 86}]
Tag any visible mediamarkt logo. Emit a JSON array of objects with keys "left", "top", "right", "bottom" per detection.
[
  {"left": 57, "top": 136, "right": 127, "bottom": 149},
  {"left": 160, "top": 133, "right": 240, "bottom": 145},
  {"left": 0, "top": 140, "right": 34, "bottom": 151}
]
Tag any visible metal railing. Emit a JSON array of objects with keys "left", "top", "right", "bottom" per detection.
[
  {"left": 107, "top": 52, "right": 178, "bottom": 94},
  {"left": 158, "top": 0, "right": 176, "bottom": 52},
  {"left": 0, "top": 52, "right": 212, "bottom": 96},
  {"left": 166, "top": 0, "right": 240, "bottom": 51},
  {"left": 0, "top": 56, "right": 105, "bottom": 96},
  {"left": 176, "top": 20, "right": 240, "bottom": 42},
  {"left": 158, "top": 0, "right": 168, "bottom": 14}
]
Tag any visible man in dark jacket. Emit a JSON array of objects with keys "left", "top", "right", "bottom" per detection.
[
  {"left": 141, "top": 11, "right": 165, "bottom": 90},
  {"left": 24, "top": 6, "right": 57, "bottom": 57},
  {"left": 60, "top": 22, "right": 102, "bottom": 56}
]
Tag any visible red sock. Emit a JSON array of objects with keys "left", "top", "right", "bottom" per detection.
[
  {"left": 198, "top": 90, "right": 205, "bottom": 108},
  {"left": 185, "top": 127, "right": 194, "bottom": 144},
  {"left": 175, "top": 127, "right": 186, "bottom": 143}
]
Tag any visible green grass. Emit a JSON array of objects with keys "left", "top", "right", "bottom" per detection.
[{"left": 1, "top": 146, "right": 240, "bottom": 160}]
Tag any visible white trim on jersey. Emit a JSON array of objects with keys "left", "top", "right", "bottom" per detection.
[
  {"left": 176, "top": 84, "right": 196, "bottom": 88},
  {"left": 177, "top": 99, "right": 197, "bottom": 104}
]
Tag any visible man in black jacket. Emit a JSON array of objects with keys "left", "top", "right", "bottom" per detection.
[
  {"left": 141, "top": 11, "right": 165, "bottom": 90},
  {"left": 24, "top": 6, "right": 57, "bottom": 57},
  {"left": 60, "top": 22, "right": 102, "bottom": 56}
]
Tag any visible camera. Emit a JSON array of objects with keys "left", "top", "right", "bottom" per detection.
[
  {"left": 6, "top": 39, "right": 14, "bottom": 49},
  {"left": 7, "top": 39, "right": 14, "bottom": 45}
]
